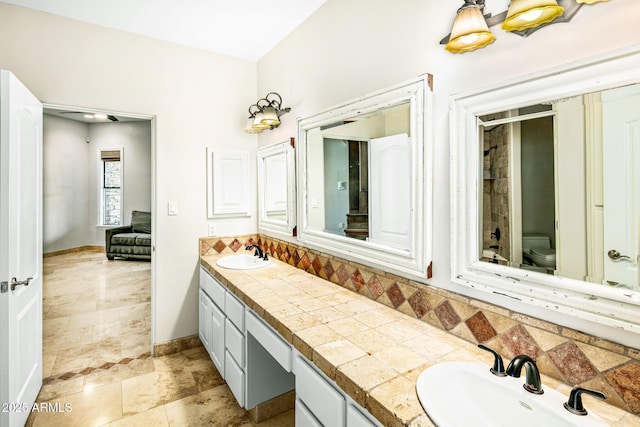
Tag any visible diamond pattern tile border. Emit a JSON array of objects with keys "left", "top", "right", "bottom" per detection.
[{"left": 200, "top": 235, "right": 640, "bottom": 415}]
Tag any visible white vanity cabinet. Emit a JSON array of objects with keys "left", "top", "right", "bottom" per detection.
[
  {"left": 199, "top": 266, "right": 382, "bottom": 426},
  {"left": 294, "top": 354, "right": 345, "bottom": 427},
  {"left": 198, "top": 268, "right": 226, "bottom": 375},
  {"left": 293, "top": 352, "right": 383, "bottom": 427},
  {"left": 199, "top": 268, "right": 246, "bottom": 405},
  {"left": 224, "top": 291, "right": 246, "bottom": 407}
]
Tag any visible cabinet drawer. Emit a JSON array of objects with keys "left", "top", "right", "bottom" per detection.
[
  {"left": 347, "top": 402, "right": 382, "bottom": 427},
  {"left": 225, "top": 318, "right": 245, "bottom": 367},
  {"left": 246, "top": 310, "right": 291, "bottom": 371},
  {"left": 295, "top": 399, "right": 322, "bottom": 427},
  {"left": 295, "top": 355, "right": 345, "bottom": 427},
  {"left": 224, "top": 351, "right": 245, "bottom": 408},
  {"left": 225, "top": 291, "right": 245, "bottom": 331},
  {"left": 199, "top": 268, "right": 226, "bottom": 310}
]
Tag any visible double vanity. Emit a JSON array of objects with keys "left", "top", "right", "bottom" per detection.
[
  {"left": 199, "top": 250, "right": 620, "bottom": 427},
  {"left": 196, "top": 46, "right": 640, "bottom": 426}
]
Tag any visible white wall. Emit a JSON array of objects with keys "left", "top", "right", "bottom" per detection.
[
  {"left": 43, "top": 115, "right": 90, "bottom": 253},
  {"left": 0, "top": 3, "right": 258, "bottom": 343},
  {"left": 7, "top": 0, "right": 640, "bottom": 345},
  {"left": 256, "top": 0, "right": 640, "bottom": 300},
  {"left": 43, "top": 118, "right": 152, "bottom": 252},
  {"left": 86, "top": 121, "right": 152, "bottom": 245}
]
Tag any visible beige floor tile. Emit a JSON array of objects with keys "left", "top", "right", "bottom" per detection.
[
  {"left": 121, "top": 371, "right": 163, "bottom": 416},
  {"left": 83, "top": 358, "right": 155, "bottom": 390},
  {"left": 66, "top": 308, "right": 122, "bottom": 330},
  {"left": 46, "top": 299, "right": 98, "bottom": 319},
  {"left": 51, "top": 337, "right": 123, "bottom": 375},
  {"left": 42, "top": 353, "right": 57, "bottom": 378},
  {"left": 30, "top": 381, "right": 122, "bottom": 427},
  {"left": 44, "top": 325, "right": 94, "bottom": 352},
  {"left": 37, "top": 250, "right": 279, "bottom": 426},
  {"left": 164, "top": 386, "right": 250, "bottom": 427},
  {"left": 106, "top": 406, "right": 169, "bottom": 427},
  {"left": 37, "top": 376, "right": 85, "bottom": 402}
]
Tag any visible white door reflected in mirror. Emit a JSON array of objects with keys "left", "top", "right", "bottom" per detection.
[{"left": 478, "top": 83, "right": 639, "bottom": 292}]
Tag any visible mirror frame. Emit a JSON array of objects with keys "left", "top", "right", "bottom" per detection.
[
  {"left": 257, "top": 139, "right": 296, "bottom": 238},
  {"left": 297, "top": 75, "right": 433, "bottom": 279},
  {"left": 450, "top": 45, "right": 640, "bottom": 348}
]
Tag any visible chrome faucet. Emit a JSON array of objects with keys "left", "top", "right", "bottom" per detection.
[
  {"left": 246, "top": 244, "right": 268, "bottom": 260},
  {"left": 506, "top": 354, "right": 544, "bottom": 394}
]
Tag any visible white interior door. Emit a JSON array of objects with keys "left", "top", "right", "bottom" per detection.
[
  {"left": 368, "top": 133, "right": 411, "bottom": 250},
  {"left": 602, "top": 83, "right": 640, "bottom": 290},
  {"left": 0, "top": 70, "right": 43, "bottom": 426}
]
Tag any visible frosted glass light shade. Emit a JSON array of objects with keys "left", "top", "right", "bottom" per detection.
[
  {"left": 576, "top": 0, "right": 609, "bottom": 3},
  {"left": 501, "top": 0, "right": 564, "bottom": 32},
  {"left": 244, "top": 118, "right": 261, "bottom": 133},
  {"left": 445, "top": 6, "right": 496, "bottom": 53},
  {"left": 260, "top": 106, "right": 280, "bottom": 126},
  {"left": 252, "top": 113, "right": 270, "bottom": 130}
]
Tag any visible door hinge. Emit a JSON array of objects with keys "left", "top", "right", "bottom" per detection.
[{"left": 1, "top": 281, "right": 7, "bottom": 293}]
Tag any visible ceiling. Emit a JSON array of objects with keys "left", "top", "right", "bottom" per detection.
[
  {"left": 1, "top": 0, "right": 327, "bottom": 61},
  {"left": 43, "top": 108, "right": 145, "bottom": 123}
]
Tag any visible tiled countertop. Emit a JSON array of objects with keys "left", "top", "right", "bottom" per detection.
[{"left": 200, "top": 254, "right": 637, "bottom": 427}]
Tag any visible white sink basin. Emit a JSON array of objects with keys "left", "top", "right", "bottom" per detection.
[
  {"left": 216, "top": 254, "right": 271, "bottom": 270},
  {"left": 416, "top": 362, "right": 607, "bottom": 427}
]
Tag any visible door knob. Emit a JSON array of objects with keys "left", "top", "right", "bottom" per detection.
[
  {"left": 607, "top": 249, "right": 631, "bottom": 262},
  {"left": 10, "top": 277, "right": 32, "bottom": 291}
]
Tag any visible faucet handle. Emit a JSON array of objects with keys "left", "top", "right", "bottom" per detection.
[
  {"left": 478, "top": 344, "right": 507, "bottom": 377},
  {"left": 563, "top": 387, "right": 606, "bottom": 416}
]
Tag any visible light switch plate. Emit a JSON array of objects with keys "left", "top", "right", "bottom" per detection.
[{"left": 168, "top": 201, "right": 178, "bottom": 216}]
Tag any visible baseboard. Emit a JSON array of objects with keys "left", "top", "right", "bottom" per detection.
[
  {"left": 153, "top": 335, "right": 202, "bottom": 357},
  {"left": 43, "top": 245, "right": 105, "bottom": 257},
  {"left": 248, "top": 390, "right": 296, "bottom": 423}
]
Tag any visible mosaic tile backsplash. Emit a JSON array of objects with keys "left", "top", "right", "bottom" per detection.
[{"left": 200, "top": 235, "right": 640, "bottom": 415}]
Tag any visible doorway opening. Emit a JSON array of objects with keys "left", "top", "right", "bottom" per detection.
[{"left": 41, "top": 103, "right": 155, "bottom": 376}]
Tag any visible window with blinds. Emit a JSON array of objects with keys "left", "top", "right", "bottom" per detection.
[{"left": 100, "top": 149, "right": 122, "bottom": 226}]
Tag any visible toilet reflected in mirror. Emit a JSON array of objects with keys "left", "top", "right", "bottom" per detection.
[{"left": 522, "top": 233, "right": 556, "bottom": 273}]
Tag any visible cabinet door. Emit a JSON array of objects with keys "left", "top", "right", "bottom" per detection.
[
  {"left": 295, "top": 355, "right": 345, "bottom": 427},
  {"left": 295, "top": 399, "right": 323, "bottom": 427},
  {"left": 198, "top": 289, "right": 211, "bottom": 351},
  {"left": 209, "top": 299, "right": 225, "bottom": 375}
]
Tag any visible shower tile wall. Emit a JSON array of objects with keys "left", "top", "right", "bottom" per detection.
[{"left": 483, "top": 117, "right": 511, "bottom": 261}]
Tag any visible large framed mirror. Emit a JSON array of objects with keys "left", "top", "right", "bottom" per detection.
[
  {"left": 451, "top": 46, "right": 640, "bottom": 348},
  {"left": 297, "top": 75, "right": 433, "bottom": 278},
  {"left": 257, "top": 139, "right": 296, "bottom": 237}
]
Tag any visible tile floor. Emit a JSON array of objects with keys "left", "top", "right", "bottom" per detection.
[{"left": 27, "top": 248, "right": 293, "bottom": 427}]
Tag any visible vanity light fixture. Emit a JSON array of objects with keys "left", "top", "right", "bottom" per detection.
[
  {"left": 501, "top": 0, "right": 564, "bottom": 32},
  {"left": 441, "top": 0, "right": 606, "bottom": 53},
  {"left": 445, "top": 0, "right": 496, "bottom": 53},
  {"left": 244, "top": 92, "right": 291, "bottom": 134}
]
